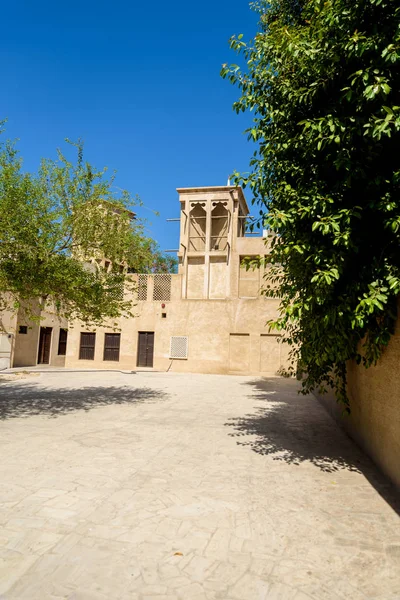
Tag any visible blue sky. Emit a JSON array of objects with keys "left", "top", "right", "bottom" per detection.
[{"left": 2, "top": 0, "right": 258, "bottom": 252}]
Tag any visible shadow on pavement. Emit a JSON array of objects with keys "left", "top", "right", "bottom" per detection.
[
  {"left": 226, "top": 378, "right": 375, "bottom": 473},
  {"left": 225, "top": 377, "right": 400, "bottom": 515},
  {"left": 0, "top": 381, "right": 166, "bottom": 420}
]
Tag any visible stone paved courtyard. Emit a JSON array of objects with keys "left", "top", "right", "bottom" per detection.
[{"left": 0, "top": 371, "right": 399, "bottom": 599}]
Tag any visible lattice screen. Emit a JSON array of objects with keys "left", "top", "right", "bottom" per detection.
[
  {"left": 170, "top": 336, "right": 189, "bottom": 359},
  {"left": 153, "top": 274, "right": 172, "bottom": 302},
  {"left": 112, "top": 284, "right": 124, "bottom": 300},
  {"left": 106, "top": 282, "right": 124, "bottom": 300},
  {"left": 137, "top": 274, "right": 148, "bottom": 301}
]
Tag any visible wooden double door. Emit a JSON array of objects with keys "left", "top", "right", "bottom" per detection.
[
  {"left": 137, "top": 332, "right": 154, "bottom": 367},
  {"left": 37, "top": 327, "right": 52, "bottom": 364}
]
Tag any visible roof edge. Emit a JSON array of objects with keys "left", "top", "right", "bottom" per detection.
[{"left": 176, "top": 185, "right": 249, "bottom": 213}]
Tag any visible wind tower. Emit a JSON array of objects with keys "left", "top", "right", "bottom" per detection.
[{"left": 176, "top": 185, "right": 256, "bottom": 300}]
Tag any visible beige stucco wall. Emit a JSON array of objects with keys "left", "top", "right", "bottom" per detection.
[
  {"left": 187, "top": 258, "right": 206, "bottom": 299},
  {"left": 345, "top": 317, "right": 400, "bottom": 487},
  {"left": 0, "top": 303, "right": 18, "bottom": 369},
  {"left": 315, "top": 307, "right": 400, "bottom": 488},
  {"left": 65, "top": 184, "right": 285, "bottom": 376},
  {"left": 39, "top": 311, "right": 68, "bottom": 368},
  {"left": 65, "top": 270, "right": 286, "bottom": 375},
  {"left": 65, "top": 291, "right": 285, "bottom": 375},
  {"left": 0, "top": 302, "right": 68, "bottom": 368},
  {"left": 12, "top": 303, "right": 41, "bottom": 367},
  {"left": 0, "top": 303, "right": 18, "bottom": 335},
  {"left": 209, "top": 257, "right": 228, "bottom": 299},
  {"left": 2, "top": 186, "right": 284, "bottom": 374},
  {"left": 13, "top": 324, "right": 40, "bottom": 367}
]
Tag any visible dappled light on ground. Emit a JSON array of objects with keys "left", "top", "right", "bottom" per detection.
[{"left": 226, "top": 378, "right": 364, "bottom": 473}]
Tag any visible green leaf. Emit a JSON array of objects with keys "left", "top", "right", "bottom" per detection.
[
  {"left": 0, "top": 134, "right": 177, "bottom": 325},
  {"left": 222, "top": 0, "right": 400, "bottom": 407}
]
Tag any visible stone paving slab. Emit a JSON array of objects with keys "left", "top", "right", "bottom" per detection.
[{"left": 0, "top": 371, "right": 399, "bottom": 599}]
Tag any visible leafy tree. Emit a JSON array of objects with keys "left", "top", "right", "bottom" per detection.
[
  {"left": 0, "top": 127, "right": 175, "bottom": 326},
  {"left": 148, "top": 242, "right": 178, "bottom": 274},
  {"left": 130, "top": 240, "right": 177, "bottom": 275},
  {"left": 222, "top": 0, "right": 400, "bottom": 406}
]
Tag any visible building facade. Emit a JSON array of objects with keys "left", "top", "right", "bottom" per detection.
[{"left": 3, "top": 186, "right": 288, "bottom": 375}]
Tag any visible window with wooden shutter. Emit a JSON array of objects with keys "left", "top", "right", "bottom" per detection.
[
  {"left": 103, "top": 333, "right": 121, "bottom": 362},
  {"left": 58, "top": 329, "right": 68, "bottom": 355},
  {"left": 79, "top": 332, "right": 96, "bottom": 360}
]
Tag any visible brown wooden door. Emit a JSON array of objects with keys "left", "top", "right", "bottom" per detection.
[
  {"left": 38, "top": 327, "right": 52, "bottom": 364},
  {"left": 137, "top": 332, "right": 154, "bottom": 367}
]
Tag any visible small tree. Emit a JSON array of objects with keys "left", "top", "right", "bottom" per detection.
[
  {"left": 147, "top": 242, "right": 178, "bottom": 274},
  {"left": 222, "top": 0, "right": 400, "bottom": 406},
  {"left": 0, "top": 128, "right": 173, "bottom": 326}
]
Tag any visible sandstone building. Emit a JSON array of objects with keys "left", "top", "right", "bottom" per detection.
[{"left": 1, "top": 186, "right": 288, "bottom": 375}]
